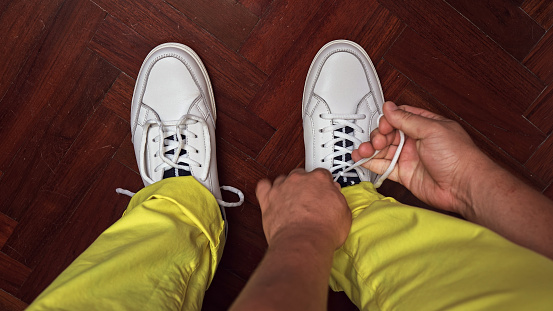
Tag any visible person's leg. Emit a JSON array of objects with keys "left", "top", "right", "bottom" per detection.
[
  {"left": 329, "top": 182, "right": 553, "bottom": 310},
  {"left": 28, "top": 176, "right": 224, "bottom": 310},
  {"left": 29, "top": 42, "right": 243, "bottom": 310}
]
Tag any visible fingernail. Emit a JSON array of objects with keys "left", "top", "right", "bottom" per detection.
[{"left": 386, "top": 101, "right": 398, "bottom": 111}]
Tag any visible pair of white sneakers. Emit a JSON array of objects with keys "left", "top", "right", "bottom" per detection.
[{"left": 125, "top": 40, "right": 403, "bottom": 215}]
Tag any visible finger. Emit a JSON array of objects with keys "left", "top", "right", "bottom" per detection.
[
  {"left": 333, "top": 182, "right": 342, "bottom": 190},
  {"left": 288, "top": 168, "right": 307, "bottom": 176},
  {"left": 255, "top": 179, "right": 272, "bottom": 212},
  {"left": 272, "top": 175, "right": 287, "bottom": 187},
  {"left": 398, "top": 105, "right": 449, "bottom": 121},
  {"left": 380, "top": 104, "right": 448, "bottom": 132},
  {"left": 372, "top": 124, "right": 402, "bottom": 149},
  {"left": 353, "top": 142, "right": 376, "bottom": 160},
  {"left": 311, "top": 167, "right": 334, "bottom": 180},
  {"left": 377, "top": 108, "right": 395, "bottom": 135},
  {"left": 369, "top": 128, "right": 392, "bottom": 150},
  {"left": 383, "top": 101, "right": 440, "bottom": 140},
  {"left": 362, "top": 158, "right": 399, "bottom": 182}
]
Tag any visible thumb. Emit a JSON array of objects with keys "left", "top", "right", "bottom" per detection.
[
  {"left": 255, "top": 179, "right": 272, "bottom": 212},
  {"left": 383, "top": 102, "right": 437, "bottom": 140}
]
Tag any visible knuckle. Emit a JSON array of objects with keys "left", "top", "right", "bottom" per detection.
[{"left": 312, "top": 168, "right": 331, "bottom": 179}]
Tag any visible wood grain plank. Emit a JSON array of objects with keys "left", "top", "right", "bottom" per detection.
[
  {"left": 165, "top": 0, "right": 258, "bottom": 51},
  {"left": 255, "top": 112, "right": 304, "bottom": 176},
  {"left": 2, "top": 107, "right": 128, "bottom": 268},
  {"left": 102, "top": 72, "right": 134, "bottom": 123},
  {"left": 508, "top": 0, "right": 525, "bottom": 5},
  {"left": 248, "top": 1, "right": 404, "bottom": 128},
  {"left": 0, "top": 50, "right": 119, "bottom": 220},
  {"left": 379, "top": 0, "right": 544, "bottom": 111},
  {"left": 0, "top": 213, "right": 17, "bottom": 249},
  {"left": 217, "top": 138, "right": 269, "bottom": 204},
  {"left": 0, "top": 252, "right": 31, "bottom": 295},
  {"left": 225, "top": 201, "right": 265, "bottom": 249},
  {"left": 219, "top": 208, "right": 266, "bottom": 280},
  {"left": 0, "top": 0, "right": 107, "bottom": 171},
  {"left": 524, "top": 28, "right": 553, "bottom": 84},
  {"left": 385, "top": 28, "right": 545, "bottom": 163},
  {"left": 0, "top": 1, "right": 9, "bottom": 15},
  {"left": 0, "top": 289, "right": 27, "bottom": 311},
  {"left": 521, "top": 0, "right": 553, "bottom": 29},
  {"left": 216, "top": 93, "right": 276, "bottom": 159},
  {"left": 544, "top": 182, "right": 553, "bottom": 201},
  {"left": 0, "top": 0, "right": 65, "bottom": 101},
  {"left": 203, "top": 268, "right": 246, "bottom": 311},
  {"left": 445, "top": 0, "right": 544, "bottom": 60},
  {"left": 17, "top": 160, "right": 143, "bottom": 302},
  {"left": 114, "top": 133, "right": 140, "bottom": 174},
  {"left": 237, "top": 0, "right": 273, "bottom": 17},
  {"left": 240, "top": 0, "right": 331, "bottom": 74},
  {"left": 327, "top": 289, "right": 358, "bottom": 311},
  {"left": 525, "top": 134, "right": 553, "bottom": 185},
  {"left": 376, "top": 58, "right": 410, "bottom": 102},
  {"left": 90, "top": 0, "right": 266, "bottom": 104},
  {"left": 88, "top": 15, "right": 152, "bottom": 79},
  {"left": 525, "top": 84, "right": 553, "bottom": 135},
  {"left": 396, "top": 82, "right": 545, "bottom": 189}
]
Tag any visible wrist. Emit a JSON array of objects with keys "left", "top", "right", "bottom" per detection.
[
  {"left": 453, "top": 152, "right": 502, "bottom": 219},
  {"left": 457, "top": 156, "right": 517, "bottom": 221},
  {"left": 268, "top": 229, "right": 337, "bottom": 257}
]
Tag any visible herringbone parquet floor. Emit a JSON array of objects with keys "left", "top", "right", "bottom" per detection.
[{"left": 1, "top": 0, "right": 552, "bottom": 309}]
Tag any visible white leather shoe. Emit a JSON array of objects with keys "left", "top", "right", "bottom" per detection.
[
  {"left": 130, "top": 43, "right": 243, "bottom": 209},
  {"left": 302, "top": 40, "right": 384, "bottom": 187}
]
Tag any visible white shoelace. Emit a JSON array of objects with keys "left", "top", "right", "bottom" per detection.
[
  {"left": 319, "top": 113, "right": 366, "bottom": 183},
  {"left": 116, "top": 115, "right": 244, "bottom": 208},
  {"left": 323, "top": 114, "right": 405, "bottom": 188}
]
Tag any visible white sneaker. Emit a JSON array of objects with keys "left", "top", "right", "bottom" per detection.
[
  {"left": 302, "top": 40, "right": 403, "bottom": 188},
  {"left": 127, "top": 42, "right": 243, "bottom": 209}
]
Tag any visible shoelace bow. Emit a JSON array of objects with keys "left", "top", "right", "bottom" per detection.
[
  {"left": 116, "top": 114, "right": 244, "bottom": 208},
  {"left": 321, "top": 113, "right": 405, "bottom": 188}
]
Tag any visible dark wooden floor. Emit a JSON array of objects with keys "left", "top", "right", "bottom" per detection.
[{"left": 0, "top": 0, "right": 552, "bottom": 309}]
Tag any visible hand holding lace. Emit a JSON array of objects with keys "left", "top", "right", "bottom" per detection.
[{"left": 352, "top": 101, "right": 486, "bottom": 215}]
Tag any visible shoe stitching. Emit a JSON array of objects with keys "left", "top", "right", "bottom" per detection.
[
  {"left": 358, "top": 92, "right": 381, "bottom": 118},
  {"left": 309, "top": 48, "right": 377, "bottom": 109},
  {"left": 358, "top": 94, "right": 379, "bottom": 145},
  {"left": 190, "top": 119, "right": 209, "bottom": 182},
  {"left": 132, "top": 51, "right": 210, "bottom": 136},
  {"left": 189, "top": 94, "right": 209, "bottom": 120},
  {"left": 311, "top": 94, "right": 329, "bottom": 166},
  {"left": 141, "top": 103, "right": 162, "bottom": 122}
]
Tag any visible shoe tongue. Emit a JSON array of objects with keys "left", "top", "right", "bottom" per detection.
[
  {"left": 162, "top": 134, "right": 192, "bottom": 179},
  {"left": 333, "top": 126, "right": 361, "bottom": 187}
]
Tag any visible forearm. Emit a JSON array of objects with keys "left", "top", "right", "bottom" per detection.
[
  {"left": 462, "top": 159, "right": 553, "bottom": 259},
  {"left": 230, "top": 233, "right": 335, "bottom": 311}
]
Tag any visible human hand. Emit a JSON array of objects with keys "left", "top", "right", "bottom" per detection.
[
  {"left": 352, "top": 101, "right": 495, "bottom": 216},
  {"left": 256, "top": 168, "right": 351, "bottom": 250}
]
